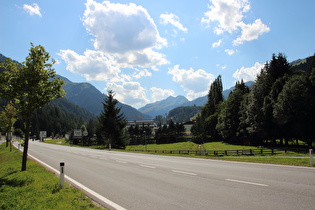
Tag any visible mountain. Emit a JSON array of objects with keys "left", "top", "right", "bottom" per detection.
[
  {"left": 140, "top": 81, "right": 255, "bottom": 118},
  {"left": 58, "top": 75, "right": 151, "bottom": 121},
  {"left": 138, "top": 95, "right": 189, "bottom": 118},
  {"left": 168, "top": 106, "right": 203, "bottom": 123}
]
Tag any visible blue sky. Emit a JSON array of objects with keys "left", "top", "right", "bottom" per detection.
[{"left": 1, "top": 0, "right": 314, "bottom": 108}]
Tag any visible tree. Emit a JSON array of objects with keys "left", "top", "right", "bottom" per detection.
[
  {"left": 0, "top": 102, "right": 17, "bottom": 150},
  {"left": 0, "top": 43, "right": 65, "bottom": 171},
  {"left": 98, "top": 89, "right": 127, "bottom": 149},
  {"left": 245, "top": 53, "right": 291, "bottom": 145},
  {"left": 217, "top": 80, "right": 250, "bottom": 143},
  {"left": 201, "top": 75, "right": 224, "bottom": 141},
  {"left": 274, "top": 72, "right": 315, "bottom": 146}
]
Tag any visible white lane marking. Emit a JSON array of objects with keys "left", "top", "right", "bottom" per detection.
[
  {"left": 25, "top": 154, "right": 127, "bottom": 210},
  {"left": 116, "top": 160, "right": 128, "bottom": 164},
  {"left": 226, "top": 179, "right": 268, "bottom": 187},
  {"left": 139, "top": 164, "right": 156, "bottom": 169},
  {"left": 172, "top": 170, "right": 197, "bottom": 176}
]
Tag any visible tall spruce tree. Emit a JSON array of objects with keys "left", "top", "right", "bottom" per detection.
[
  {"left": 98, "top": 89, "right": 127, "bottom": 149},
  {"left": 192, "top": 75, "right": 223, "bottom": 142}
]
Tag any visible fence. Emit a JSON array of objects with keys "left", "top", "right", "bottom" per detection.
[{"left": 125, "top": 147, "right": 312, "bottom": 156}]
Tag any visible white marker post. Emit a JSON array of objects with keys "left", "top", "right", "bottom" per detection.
[
  {"left": 310, "top": 149, "right": 314, "bottom": 167},
  {"left": 60, "top": 162, "right": 65, "bottom": 188}
]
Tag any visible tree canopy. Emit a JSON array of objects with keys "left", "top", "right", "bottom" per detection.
[{"left": 0, "top": 43, "right": 65, "bottom": 171}]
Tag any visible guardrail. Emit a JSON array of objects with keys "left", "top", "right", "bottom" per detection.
[{"left": 125, "top": 147, "right": 312, "bottom": 156}]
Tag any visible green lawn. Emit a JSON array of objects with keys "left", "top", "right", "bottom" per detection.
[
  {"left": 44, "top": 139, "right": 313, "bottom": 167},
  {"left": 0, "top": 143, "right": 104, "bottom": 209},
  {"left": 125, "top": 141, "right": 313, "bottom": 167}
]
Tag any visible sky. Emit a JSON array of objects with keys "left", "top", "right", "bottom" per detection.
[{"left": 1, "top": 0, "right": 315, "bottom": 108}]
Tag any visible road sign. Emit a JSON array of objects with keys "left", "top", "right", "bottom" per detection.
[
  {"left": 40, "top": 131, "right": 47, "bottom": 138},
  {"left": 83, "top": 130, "right": 88, "bottom": 137},
  {"left": 74, "top": 129, "right": 82, "bottom": 137}
]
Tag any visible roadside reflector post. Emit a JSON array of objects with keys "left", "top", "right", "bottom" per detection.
[
  {"left": 310, "top": 149, "right": 314, "bottom": 167},
  {"left": 60, "top": 162, "right": 65, "bottom": 188}
]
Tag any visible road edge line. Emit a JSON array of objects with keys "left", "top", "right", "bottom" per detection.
[{"left": 15, "top": 142, "right": 127, "bottom": 210}]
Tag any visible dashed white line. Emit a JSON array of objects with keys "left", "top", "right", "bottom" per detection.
[
  {"left": 226, "top": 179, "right": 268, "bottom": 187},
  {"left": 172, "top": 170, "right": 197, "bottom": 176},
  {"left": 139, "top": 164, "right": 156, "bottom": 169}
]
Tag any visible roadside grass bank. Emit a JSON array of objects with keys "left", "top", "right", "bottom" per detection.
[{"left": 0, "top": 143, "right": 104, "bottom": 209}]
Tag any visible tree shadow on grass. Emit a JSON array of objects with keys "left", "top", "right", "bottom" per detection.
[{"left": 0, "top": 171, "right": 34, "bottom": 187}]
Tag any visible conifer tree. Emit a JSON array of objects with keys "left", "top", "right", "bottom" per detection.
[{"left": 98, "top": 89, "right": 127, "bottom": 149}]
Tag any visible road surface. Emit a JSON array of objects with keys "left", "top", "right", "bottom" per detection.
[{"left": 25, "top": 141, "right": 314, "bottom": 210}]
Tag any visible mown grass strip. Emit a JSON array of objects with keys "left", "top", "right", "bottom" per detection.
[{"left": 0, "top": 143, "right": 104, "bottom": 209}]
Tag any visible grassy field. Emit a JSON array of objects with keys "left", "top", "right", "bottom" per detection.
[
  {"left": 44, "top": 139, "right": 313, "bottom": 167},
  {"left": 125, "top": 141, "right": 313, "bottom": 167},
  {"left": 0, "top": 143, "right": 104, "bottom": 209}
]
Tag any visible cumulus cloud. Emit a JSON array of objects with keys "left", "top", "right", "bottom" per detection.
[
  {"left": 202, "top": 0, "right": 269, "bottom": 45},
  {"left": 212, "top": 39, "right": 222, "bottom": 48},
  {"left": 150, "top": 87, "right": 175, "bottom": 102},
  {"left": 107, "top": 81, "right": 149, "bottom": 107},
  {"left": 132, "top": 69, "right": 152, "bottom": 79},
  {"left": 61, "top": 0, "right": 168, "bottom": 78},
  {"left": 225, "top": 49, "right": 237, "bottom": 55},
  {"left": 58, "top": 49, "right": 119, "bottom": 81},
  {"left": 168, "top": 65, "right": 215, "bottom": 100},
  {"left": 83, "top": 0, "right": 167, "bottom": 54},
  {"left": 23, "top": 3, "right": 42, "bottom": 17},
  {"left": 59, "top": 0, "right": 171, "bottom": 106},
  {"left": 160, "top": 12, "right": 188, "bottom": 32},
  {"left": 233, "top": 19, "right": 270, "bottom": 45},
  {"left": 233, "top": 62, "right": 264, "bottom": 82}
]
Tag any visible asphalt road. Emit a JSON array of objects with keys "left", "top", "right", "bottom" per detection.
[{"left": 26, "top": 141, "right": 315, "bottom": 210}]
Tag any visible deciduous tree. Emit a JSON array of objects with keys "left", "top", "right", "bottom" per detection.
[{"left": 0, "top": 43, "right": 65, "bottom": 171}]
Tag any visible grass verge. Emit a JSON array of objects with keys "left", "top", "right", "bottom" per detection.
[{"left": 0, "top": 143, "right": 104, "bottom": 209}]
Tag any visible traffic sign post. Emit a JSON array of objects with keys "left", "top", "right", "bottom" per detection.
[
  {"left": 40, "top": 131, "right": 47, "bottom": 142},
  {"left": 310, "top": 149, "right": 314, "bottom": 166}
]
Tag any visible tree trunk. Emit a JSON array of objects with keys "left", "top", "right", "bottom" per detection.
[{"left": 21, "top": 119, "right": 30, "bottom": 171}]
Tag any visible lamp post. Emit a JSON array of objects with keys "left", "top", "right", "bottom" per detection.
[{"left": 144, "top": 130, "right": 147, "bottom": 152}]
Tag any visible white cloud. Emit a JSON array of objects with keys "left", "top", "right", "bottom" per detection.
[
  {"left": 202, "top": 0, "right": 269, "bottom": 45},
  {"left": 132, "top": 69, "right": 152, "bottom": 79},
  {"left": 233, "top": 19, "right": 270, "bottom": 45},
  {"left": 233, "top": 62, "right": 263, "bottom": 82},
  {"left": 212, "top": 39, "right": 222, "bottom": 48},
  {"left": 225, "top": 49, "right": 236, "bottom": 55},
  {"left": 202, "top": 0, "right": 249, "bottom": 33},
  {"left": 23, "top": 3, "right": 42, "bottom": 17},
  {"left": 150, "top": 87, "right": 175, "bottom": 102},
  {"left": 116, "top": 48, "right": 169, "bottom": 69},
  {"left": 168, "top": 65, "right": 215, "bottom": 100},
  {"left": 107, "top": 81, "right": 149, "bottom": 107},
  {"left": 58, "top": 49, "right": 119, "bottom": 81},
  {"left": 160, "top": 12, "right": 188, "bottom": 32},
  {"left": 60, "top": 0, "right": 169, "bottom": 77},
  {"left": 59, "top": 0, "right": 171, "bottom": 108},
  {"left": 83, "top": 0, "right": 167, "bottom": 54}
]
